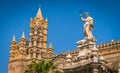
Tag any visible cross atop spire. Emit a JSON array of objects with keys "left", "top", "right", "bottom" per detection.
[{"left": 36, "top": 7, "right": 43, "bottom": 20}]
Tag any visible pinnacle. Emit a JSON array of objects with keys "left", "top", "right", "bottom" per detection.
[
  {"left": 21, "top": 32, "right": 25, "bottom": 38},
  {"left": 45, "top": 18, "right": 48, "bottom": 22},
  {"left": 12, "top": 35, "right": 16, "bottom": 42},
  {"left": 49, "top": 42, "right": 53, "bottom": 49},
  {"left": 30, "top": 17, "right": 33, "bottom": 21}
]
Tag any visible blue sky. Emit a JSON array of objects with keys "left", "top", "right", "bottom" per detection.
[{"left": 0, "top": 0, "right": 120, "bottom": 73}]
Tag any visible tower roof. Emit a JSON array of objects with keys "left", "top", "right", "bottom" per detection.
[
  {"left": 12, "top": 35, "right": 16, "bottom": 42},
  {"left": 21, "top": 32, "right": 25, "bottom": 38},
  {"left": 36, "top": 7, "right": 43, "bottom": 20}
]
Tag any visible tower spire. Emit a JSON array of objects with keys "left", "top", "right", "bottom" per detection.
[{"left": 36, "top": 7, "right": 43, "bottom": 20}]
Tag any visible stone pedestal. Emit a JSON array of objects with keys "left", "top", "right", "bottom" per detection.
[
  {"left": 76, "top": 38, "right": 96, "bottom": 49},
  {"left": 76, "top": 38, "right": 99, "bottom": 63}
]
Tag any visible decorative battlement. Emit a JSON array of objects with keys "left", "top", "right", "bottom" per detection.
[
  {"left": 54, "top": 40, "right": 120, "bottom": 58},
  {"left": 97, "top": 40, "right": 120, "bottom": 50}
]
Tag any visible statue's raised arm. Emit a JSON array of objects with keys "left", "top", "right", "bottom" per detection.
[
  {"left": 80, "top": 12, "right": 95, "bottom": 41},
  {"left": 80, "top": 11, "right": 86, "bottom": 22}
]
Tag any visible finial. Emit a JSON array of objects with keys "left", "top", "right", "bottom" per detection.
[
  {"left": 111, "top": 39, "right": 114, "bottom": 42},
  {"left": 30, "top": 17, "right": 33, "bottom": 21},
  {"left": 49, "top": 42, "right": 53, "bottom": 49},
  {"left": 45, "top": 18, "right": 48, "bottom": 22},
  {"left": 21, "top": 32, "right": 25, "bottom": 38},
  {"left": 12, "top": 35, "right": 16, "bottom": 42},
  {"left": 104, "top": 43, "right": 107, "bottom": 47}
]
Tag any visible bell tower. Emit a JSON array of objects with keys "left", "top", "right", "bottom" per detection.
[
  {"left": 29, "top": 8, "right": 48, "bottom": 52},
  {"left": 27, "top": 7, "right": 49, "bottom": 61}
]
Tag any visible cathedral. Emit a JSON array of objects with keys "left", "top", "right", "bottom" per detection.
[{"left": 8, "top": 8, "right": 120, "bottom": 73}]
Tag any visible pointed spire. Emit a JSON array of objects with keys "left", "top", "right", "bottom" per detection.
[
  {"left": 30, "top": 17, "right": 33, "bottom": 21},
  {"left": 21, "top": 32, "right": 25, "bottom": 38},
  {"left": 12, "top": 35, "right": 16, "bottom": 42},
  {"left": 49, "top": 42, "right": 53, "bottom": 49},
  {"left": 36, "top": 7, "right": 43, "bottom": 20},
  {"left": 45, "top": 18, "right": 48, "bottom": 22}
]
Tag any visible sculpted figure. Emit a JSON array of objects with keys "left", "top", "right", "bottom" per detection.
[{"left": 80, "top": 12, "right": 94, "bottom": 40}]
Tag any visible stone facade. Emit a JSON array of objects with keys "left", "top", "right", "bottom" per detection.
[{"left": 8, "top": 8, "right": 120, "bottom": 73}]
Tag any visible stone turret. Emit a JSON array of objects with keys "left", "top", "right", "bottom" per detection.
[
  {"left": 9, "top": 35, "right": 17, "bottom": 61},
  {"left": 19, "top": 32, "right": 26, "bottom": 59}
]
